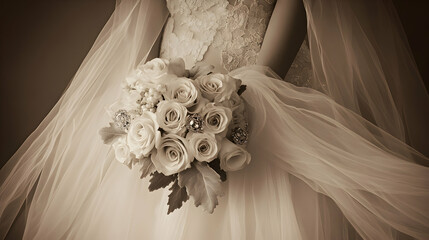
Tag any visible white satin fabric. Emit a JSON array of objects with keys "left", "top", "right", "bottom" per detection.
[{"left": 1, "top": 0, "right": 429, "bottom": 239}]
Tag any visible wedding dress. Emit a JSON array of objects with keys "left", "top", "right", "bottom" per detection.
[{"left": 1, "top": 0, "right": 429, "bottom": 239}]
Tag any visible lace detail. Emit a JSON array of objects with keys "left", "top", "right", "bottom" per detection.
[
  {"left": 284, "top": 40, "right": 315, "bottom": 88},
  {"left": 161, "top": 0, "right": 316, "bottom": 89},
  {"left": 160, "top": 0, "right": 229, "bottom": 69},
  {"left": 161, "top": 0, "right": 275, "bottom": 71},
  {"left": 213, "top": 0, "right": 275, "bottom": 71}
]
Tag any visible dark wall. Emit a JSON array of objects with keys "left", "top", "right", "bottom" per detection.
[
  {"left": 0, "top": 0, "right": 116, "bottom": 166},
  {"left": 0, "top": 1, "right": 428, "bottom": 167},
  {"left": 393, "top": 0, "right": 429, "bottom": 88}
]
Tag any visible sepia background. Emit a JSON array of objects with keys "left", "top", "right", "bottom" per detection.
[{"left": 1, "top": 0, "right": 428, "bottom": 167}]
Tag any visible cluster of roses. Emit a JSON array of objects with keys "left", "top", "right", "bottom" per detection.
[{"left": 100, "top": 58, "right": 250, "bottom": 214}]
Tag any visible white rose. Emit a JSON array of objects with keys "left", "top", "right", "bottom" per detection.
[
  {"left": 164, "top": 78, "right": 199, "bottom": 107},
  {"left": 201, "top": 103, "right": 232, "bottom": 135},
  {"left": 195, "top": 73, "right": 223, "bottom": 102},
  {"left": 168, "top": 58, "right": 186, "bottom": 77},
  {"left": 127, "top": 112, "right": 160, "bottom": 158},
  {"left": 152, "top": 134, "right": 193, "bottom": 175},
  {"left": 196, "top": 73, "right": 241, "bottom": 102},
  {"left": 139, "top": 58, "right": 169, "bottom": 82},
  {"left": 156, "top": 100, "right": 188, "bottom": 134},
  {"left": 187, "top": 133, "right": 219, "bottom": 162},
  {"left": 112, "top": 136, "right": 131, "bottom": 164},
  {"left": 219, "top": 139, "right": 251, "bottom": 171}
]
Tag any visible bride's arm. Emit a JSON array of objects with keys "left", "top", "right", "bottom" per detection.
[
  {"left": 146, "top": 1, "right": 168, "bottom": 61},
  {"left": 257, "top": 0, "right": 307, "bottom": 79},
  {"left": 147, "top": 33, "right": 163, "bottom": 61}
]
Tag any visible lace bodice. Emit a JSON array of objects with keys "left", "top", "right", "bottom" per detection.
[
  {"left": 160, "top": 0, "right": 313, "bottom": 87},
  {"left": 160, "top": 0, "right": 275, "bottom": 72}
]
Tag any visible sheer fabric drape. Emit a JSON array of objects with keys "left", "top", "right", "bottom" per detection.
[
  {"left": 0, "top": 0, "right": 428, "bottom": 239},
  {"left": 233, "top": 67, "right": 429, "bottom": 239},
  {"left": 0, "top": 0, "right": 168, "bottom": 238},
  {"left": 303, "top": 0, "right": 429, "bottom": 157}
]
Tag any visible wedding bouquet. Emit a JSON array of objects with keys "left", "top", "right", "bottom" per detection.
[{"left": 100, "top": 58, "right": 250, "bottom": 214}]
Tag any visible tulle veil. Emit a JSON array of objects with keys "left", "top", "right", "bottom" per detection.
[
  {"left": 0, "top": 0, "right": 428, "bottom": 239},
  {"left": 0, "top": 0, "right": 169, "bottom": 238},
  {"left": 304, "top": 0, "right": 429, "bottom": 157}
]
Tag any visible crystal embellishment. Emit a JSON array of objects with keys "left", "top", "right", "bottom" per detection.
[
  {"left": 186, "top": 113, "right": 204, "bottom": 133},
  {"left": 231, "top": 127, "right": 248, "bottom": 145},
  {"left": 114, "top": 110, "right": 131, "bottom": 130}
]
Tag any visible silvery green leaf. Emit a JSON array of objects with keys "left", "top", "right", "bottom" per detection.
[
  {"left": 148, "top": 171, "right": 176, "bottom": 192},
  {"left": 99, "top": 122, "right": 126, "bottom": 144},
  {"left": 178, "top": 162, "right": 223, "bottom": 213},
  {"left": 167, "top": 180, "right": 189, "bottom": 214}
]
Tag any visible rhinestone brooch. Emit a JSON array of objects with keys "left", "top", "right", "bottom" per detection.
[
  {"left": 186, "top": 113, "right": 204, "bottom": 133},
  {"left": 114, "top": 110, "right": 131, "bottom": 130},
  {"left": 231, "top": 127, "right": 248, "bottom": 145}
]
